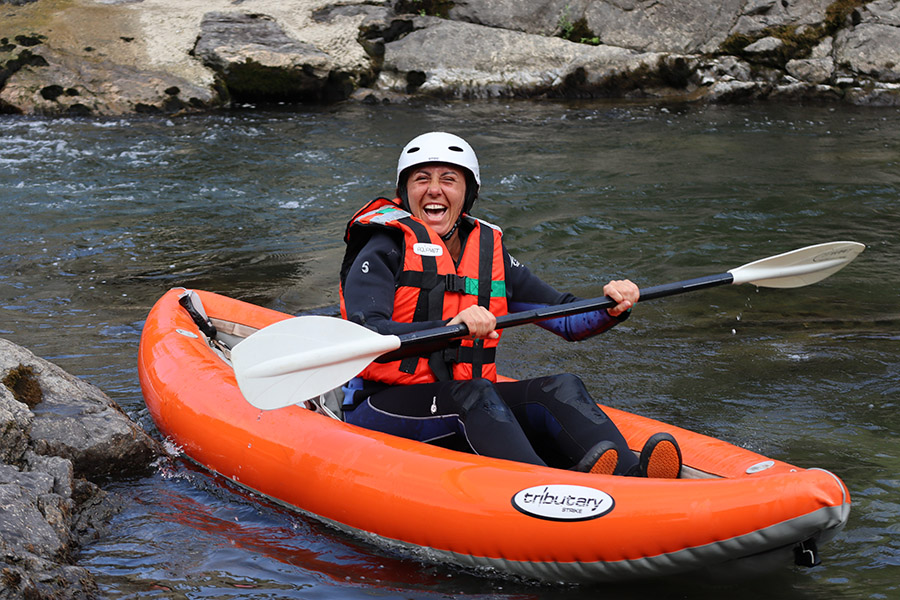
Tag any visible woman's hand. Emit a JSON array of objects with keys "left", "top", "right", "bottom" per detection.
[
  {"left": 604, "top": 279, "right": 640, "bottom": 317},
  {"left": 448, "top": 305, "right": 499, "bottom": 339}
]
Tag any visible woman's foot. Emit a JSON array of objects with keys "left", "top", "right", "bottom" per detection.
[
  {"left": 574, "top": 441, "right": 619, "bottom": 475},
  {"left": 640, "top": 432, "right": 682, "bottom": 479}
]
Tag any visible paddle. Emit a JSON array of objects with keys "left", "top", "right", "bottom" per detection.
[{"left": 232, "top": 241, "right": 864, "bottom": 410}]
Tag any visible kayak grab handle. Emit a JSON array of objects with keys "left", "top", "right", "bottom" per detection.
[{"left": 178, "top": 290, "right": 219, "bottom": 340}]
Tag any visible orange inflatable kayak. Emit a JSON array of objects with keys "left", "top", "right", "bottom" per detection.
[{"left": 138, "top": 288, "right": 850, "bottom": 582}]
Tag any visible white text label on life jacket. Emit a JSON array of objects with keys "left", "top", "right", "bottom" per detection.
[{"left": 413, "top": 243, "right": 444, "bottom": 257}]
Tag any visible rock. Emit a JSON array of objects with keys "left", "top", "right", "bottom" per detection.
[
  {"left": 834, "top": 1, "right": 900, "bottom": 83},
  {"left": 730, "top": 0, "right": 833, "bottom": 38},
  {"left": 1, "top": 0, "right": 376, "bottom": 114},
  {"left": 448, "top": 0, "right": 570, "bottom": 36},
  {"left": 0, "top": 463, "right": 68, "bottom": 558},
  {"left": 25, "top": 451, "right": 73, "bottom": 499},
  {"left": 450, "top": 0, "right": 745, "bottom": 54},
  {"left": 744, "top": 36, "right": 784, "bottom": 54},
  {"left": 581, "top": 0, "right": 746, "bottom": 54},
  {"left": 782, "top": 35, "right": 834, "bottom": 84},
  {"left": 810, "top": 36, "right": 834, "bottom": 60},
  {"left": 843, "top": 82, "right": 900, "bottom": 107},
  {"left": 786, "top": 57, "right": 834, "bottom": 84},
  {"left": 0, "top": 380, "right": 32, "bottom": 464},
  {"left": 349, "top": 86, "right": 407, "bottom": 104},
  {"left": 1, "top": 338, "right": 161, "bottom": 600},
  {"left": 743, "top": 0, "right": 779, "bottom": 17},
  {"left": 741, "top": 35, "right": 788, "bottom": 68},
  {"left": 0, "top": 462, "right": 100, "bottom": 600},
  {"left": 187, "top": 4, "right": 383, "bottom": 103},
  {"left": 3, "top": 0, "right": 900, "bottom": 113},
  {"left": 704, "top": 78, "right": 768, "bottom": 103},
  {"left": 1, "top": 43, "right": 221, "bottom": 116},
  {"left": 70, "top": 477, "right": 125, "bottom": 547},
  {"left": 0, "top": 338, "right": 161, "bottom": 480},
  {"left": 193, "top": 11, "right": 337, "bottom": 102},
  {"left": 313, "top": 3, "right": 406, "bottom": 66},
  {"left": 376, "top": 16, "right": 688, "bottom": 99},
  {"left": 694, "top": 55, "right": 755, "bottom": 86},
  {"left": 771, "top": 80, "right": 842, "bottom": 102},
  {"left": 0, "top": 2, "right": 222, "bottom": 116}
]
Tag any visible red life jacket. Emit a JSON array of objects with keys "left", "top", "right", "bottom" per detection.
[{"left": 339, "top": 198, "right": 508, "bottom": 384}]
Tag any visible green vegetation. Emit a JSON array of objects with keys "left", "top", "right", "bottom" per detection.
[
  {"left": 556, "top": 5, "right": 600, "bottom": 46},
  {"left": 557, "top": 5, "right": 575, "bottom": 39},
  {"left": 825, "top": 0, "right": 870, "bottom": 33},
  {"left": 718, "top": 32, "right": 755, "bottom": 56},
  {"left": 720, "top": 22, "right": 828, "bottom": 63},
  {"left": 719, "top": 0, "right": 873, "bottom": 65}
]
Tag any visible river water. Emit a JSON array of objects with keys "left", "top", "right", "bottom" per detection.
[{"left": 1, "top": 101, "right": 897, "bottom": 599}]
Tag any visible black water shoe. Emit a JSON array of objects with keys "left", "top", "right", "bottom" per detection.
[
  {"left": 640, "top": 432, "right": 682, "bottom": 479},
  {"left": 574, "top": 441, "right": 619, "bottom": 475}
]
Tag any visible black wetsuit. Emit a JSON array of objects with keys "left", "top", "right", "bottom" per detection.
[{"left": 341, "top": 225, "right": 639, "bottom": 473}]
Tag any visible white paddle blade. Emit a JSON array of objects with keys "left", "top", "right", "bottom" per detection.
[
  {"left": 729, "top": 241, "right": 865, "bottom": 288},
  {"left": 232, "top": 316, "right": 401, "bottom": 410}
]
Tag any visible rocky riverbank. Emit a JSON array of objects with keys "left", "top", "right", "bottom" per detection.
[
  {"left": 1, "top": 338, "right": 161, "bottom": 600},
  {"left": 1, "top": 0, "right": 899, "bottom": 116}
]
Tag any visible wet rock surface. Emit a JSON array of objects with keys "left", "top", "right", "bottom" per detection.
[{"left": 1, "top": 338, "right": 162, "bottom": 600}]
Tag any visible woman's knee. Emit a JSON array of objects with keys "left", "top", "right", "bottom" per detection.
[
  {"left": 538, "top": 373, "right": 613, "bottom": 425},
  {"left": 540, "top": 373, "right": 590, "bottom": 403},
  {"left": 450, "top": 378, "right": 515, "bottom": 422}
]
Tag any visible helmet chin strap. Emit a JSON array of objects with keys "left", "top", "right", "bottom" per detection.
[{"left": 440, "top": 216, "right": 461, "bottom": 241}]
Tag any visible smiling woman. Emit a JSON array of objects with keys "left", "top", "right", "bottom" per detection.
[
  {"left": 405, "top": 164, "right": 467, "bottom": 242},
  {"left": 396, "top": 132, "right": 481, "bottom": 247},
  {"left": 336, "top": 131, "right": 679, "bottom": 480}
]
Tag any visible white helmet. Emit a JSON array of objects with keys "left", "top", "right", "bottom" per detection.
[{"left": 396, "top": 131, "right": 481, "bottom": 187}]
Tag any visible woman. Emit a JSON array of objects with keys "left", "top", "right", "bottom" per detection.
[{"left": 338, "top": 132, "right": 681, "bottom": 477}]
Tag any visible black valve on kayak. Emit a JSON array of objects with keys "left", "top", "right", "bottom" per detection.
[
  {"left": 178, "top": 291, "right": 218, "bottom": 340},
  {"left": 794, "top": 538, "right": 821, "bottom": 567}
]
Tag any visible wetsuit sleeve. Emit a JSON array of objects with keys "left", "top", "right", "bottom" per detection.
[
  {"left": 503, "top": 246, "right": 627, "bottom": 342},
  {"left": 343, "top": 230, "right": 449, "bottom": 336}
]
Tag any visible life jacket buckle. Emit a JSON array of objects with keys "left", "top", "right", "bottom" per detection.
[{"left": 444, "top": 274, "right": 467, "bottom": 293}]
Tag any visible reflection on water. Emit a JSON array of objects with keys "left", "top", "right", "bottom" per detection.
[{"left": 1, "top": 102, "right": 897, "bottom": 599}]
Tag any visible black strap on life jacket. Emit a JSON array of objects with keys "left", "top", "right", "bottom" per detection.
[
  {"left": 394, "top": 216, "right": 453, "bottom": 379},
  {"left": 468, "top": 223, "right": 495, "bottom": 379}
]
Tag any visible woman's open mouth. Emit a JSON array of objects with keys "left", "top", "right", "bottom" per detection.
[{"left": 423, "top": 203, "right": 447, "bottom": 218}]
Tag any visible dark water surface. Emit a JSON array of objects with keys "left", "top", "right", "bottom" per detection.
[{"left": 1, "top": 101, "right": 897, "bottom": 599}]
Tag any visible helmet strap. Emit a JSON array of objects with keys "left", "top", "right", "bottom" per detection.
[
  {"left": 462, "top": 172, "right": 478, "bottom": 214},
  {"left": 440, "top": 216, "right": 461, "bottom": 241},
  {"left": 397, "top": 186, "right": 410, "bottom": 211}
]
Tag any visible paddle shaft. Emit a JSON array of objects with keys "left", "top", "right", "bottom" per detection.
[{"left": 377, "top": 272, "right": 733, "bottom": 362}]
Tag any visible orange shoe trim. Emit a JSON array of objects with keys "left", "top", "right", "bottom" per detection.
[{"left": 646, "top": 441, "right": 681, "bottom": 479}]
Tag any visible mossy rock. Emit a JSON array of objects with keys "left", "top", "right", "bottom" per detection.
[{"left": 2, "top": 365, "right": 43, "bottom": 408}]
